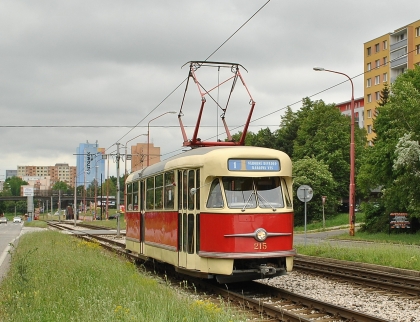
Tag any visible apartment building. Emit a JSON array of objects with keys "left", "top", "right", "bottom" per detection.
[
  {"left": 17, "top": 163, "right": 76, "bottom": 188},
  {"left": 335, "top": 97, "right": 365, "bottom": 130},
  {"left": 130, "top": 143, "right": 160, "bottom": 173},
  {"left": 364, "top": 19, "right": 420, "bottom": 144}
]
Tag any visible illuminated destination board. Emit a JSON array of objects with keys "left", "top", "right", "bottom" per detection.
[{"left": 228, "top": 159, "right": 280, "bottom": 171}]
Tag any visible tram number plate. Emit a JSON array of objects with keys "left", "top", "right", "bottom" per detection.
[{"left": 254, "top": 242, "right": 267, "bottom": 250}]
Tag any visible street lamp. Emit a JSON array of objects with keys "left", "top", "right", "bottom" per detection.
[
  {"left": 313, "top": 67, "right": 355, "bottom": 236},
  {"left": 125, "top": 134, "right": 148, "bottom": 176},
  {"left": 147, "top": 111, "right": 177, "bottom": 166}
]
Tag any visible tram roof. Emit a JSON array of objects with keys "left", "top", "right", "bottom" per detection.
[{"left": 126, "top": 146, "right": 291, "bottom": 183}]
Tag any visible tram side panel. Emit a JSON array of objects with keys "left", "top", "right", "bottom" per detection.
[{"left": 125, "top": 211, "right": 141, "bottom": 254}]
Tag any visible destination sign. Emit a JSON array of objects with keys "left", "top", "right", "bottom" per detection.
[{"left": 228, "top": 159, "right": 280, "bottom": 171}]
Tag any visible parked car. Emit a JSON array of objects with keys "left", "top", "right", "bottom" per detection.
[
  {"left": 13, "top": 217, "right": 22, "bottom": 223},
  {"left": 0, "top": 217, "right": 7, "bottom": 224}
]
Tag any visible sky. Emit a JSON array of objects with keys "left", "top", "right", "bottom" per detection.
[{"left": 1, "top": 0, "right": 419, "bottom": 179}]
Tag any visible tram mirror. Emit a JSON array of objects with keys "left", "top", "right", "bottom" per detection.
[{"left": 190, "top": 188, "right": 197, "bottom": 195}]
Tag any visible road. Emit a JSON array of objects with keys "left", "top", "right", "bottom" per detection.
[{"left": 0, "top": 221, "right": 45, "bottom": 282}]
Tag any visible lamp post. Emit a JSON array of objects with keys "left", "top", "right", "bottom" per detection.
[
  {"left": 125, "top": 134, "right": 148, "bottom": 177},
  {"left": 313, "top": 67, "right": 355, "bottom": 236},
  {"left": 147, "top": 111, "right": 177, "bottom": 166}
]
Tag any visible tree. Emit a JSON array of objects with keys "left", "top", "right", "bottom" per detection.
[
  {"left": 52, "top": 181, "right": 71, "bottom": 192},
  {"left": 293, "top": 157, "right": 338, "bottom": 226},
  {"left": 4, "top": 176, "right": 28, "bottom": 196},
  {"left": 357, "top": 66, "right": 420, "bottom": 229},
  {"left": 293, "top": 98, "right": 366, "bottom": 198}
]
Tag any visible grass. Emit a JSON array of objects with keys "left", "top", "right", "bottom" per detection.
[
  {"left": 294, "top": 212, "right": 361, "bottom": 232},
  {"left": 0, "top": 231, "right": 242, "bottom": 322},
  {"left": 295, "top": 212, "right": 420, "bottom": 271},
  {"left": 296, "top": 242, "right": 420, "bottom": 271}
]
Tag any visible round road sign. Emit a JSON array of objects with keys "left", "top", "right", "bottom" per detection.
[{"left": 297, "top": 185, "right": 313, "bottom": 202}]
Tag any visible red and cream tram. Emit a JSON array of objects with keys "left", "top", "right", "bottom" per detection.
[{"left": 125, "top": 145, "right": 295, "bottom": 283}]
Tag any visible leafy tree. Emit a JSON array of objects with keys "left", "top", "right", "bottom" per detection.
[
  {"left": 293, "top": 157, "right": 338, "bottom": 226},
  {"left": 4, "top": 176, "right": 28, "bottom": 196},
  {"left": 293, "top": 98, "right": 366, "bottom": 199},
  {"left": 357, "top": 66, "right": 420, "bottom": 228},
  {"left": 52, "top": 181, "right": 71, "bottom": 192},
  {"left": 275, "top": 106, "right": 300, "bottom": 156}
]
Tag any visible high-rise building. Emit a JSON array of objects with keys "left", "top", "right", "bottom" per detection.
[
  {"left": 364, "top": 19, "right": 420, "bottom": 144},
  {"left": 76, "top": 141, "right": 105, "bottom": 188},
  {"left": 17, "top": 164, "right": 76, "bottom": 188},
  {"left": 130, "top": 143, "right": 160, "bottom": 173}
]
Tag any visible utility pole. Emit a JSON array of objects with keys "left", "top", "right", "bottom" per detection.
[{"left": 116, "top": 143, "right": 121, "bottom": 237}]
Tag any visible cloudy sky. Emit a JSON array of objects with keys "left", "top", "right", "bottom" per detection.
[{"left": 1, "top": 0, "right": 419, "bottom": 178}]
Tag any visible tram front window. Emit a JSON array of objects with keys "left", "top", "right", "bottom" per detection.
[{"left": 222, "top": 177, "right": 284, "bottom": 209}]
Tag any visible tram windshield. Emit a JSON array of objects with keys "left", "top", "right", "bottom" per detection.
[{"left": 206, "top": 177, "right": 284, "bottom": 210}]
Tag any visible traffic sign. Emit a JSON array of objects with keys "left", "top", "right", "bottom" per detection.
[{"left": 297, "top": 185, "right": 313, "bottom": 202}]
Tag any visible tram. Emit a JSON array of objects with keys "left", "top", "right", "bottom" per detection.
[{"left": 124, "top": 145, "right": 295, "bottom": 283}]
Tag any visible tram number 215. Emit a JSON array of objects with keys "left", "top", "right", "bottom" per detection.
[{"left": 254, "top": 242, "right": 267, "bottom": 250}]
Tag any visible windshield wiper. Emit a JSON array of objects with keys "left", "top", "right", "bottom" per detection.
[
  {"left": 256, "top": 192, "right": 277, "bottom": 211},
  {"left": 241, "top": 191, "right": 255, "bottom": 212}
]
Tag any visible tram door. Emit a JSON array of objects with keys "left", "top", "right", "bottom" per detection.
[{"left": 178, "top": 169, "right": 200, "bottom": 269}]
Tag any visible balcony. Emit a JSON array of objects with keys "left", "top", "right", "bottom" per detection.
[
  {"left": 390, "top": 38, "right": 407, "bottom": 51},
  {"left": 391, "top": 55, "right": 407, "bottom": 68}
]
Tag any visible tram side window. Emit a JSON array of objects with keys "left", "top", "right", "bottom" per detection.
[
  {"left": 188, "top": 170, "right": 195, "bottom": 210},
  {"left": 133, "top": 182, "right": 139, "bottom": 211},
  {"left": 164, "top": 171, "right": 175, "bottom": 209},
  {"left": 195, "top": 170, "right": 200, "bottom": 210},
  {"left": 146, "top": 177, "right": 154, "bottom": 210},
  {"left": 155, "top": 174, "right": 163, "bottom": 209},
  {"left": 206, "top": 179, "right": 224, "bottom": 208},
  {"left": 183, "top": 171, "right": 188, "bottom": 210},
  {"left": 126, "top": 183, "right": 133, "bottom": 211},
  {"left": 178, "top": 171, "right": 183, "bottom": 209}
]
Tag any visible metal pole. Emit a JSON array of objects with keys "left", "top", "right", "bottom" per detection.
[
  {"left": 304, "top": 188, "right": 307, "bottom": 246},
  {"left": 313, "top": 67, "right": 356, "bottom": 236},
  {"left": 106, "top": 156, "right": 109, "bottom": 220},
  {"left": 100, "top": 173, "right": 103, "bottom": 220},
  {"left": 58, "top": 189, "right": 61, "bottom": 223},
  {"left": 116, "top": 143, "right": 121, "bottom": 237},
  {"left": 74, "top": 177, "right": 77, "bottom": 226}
]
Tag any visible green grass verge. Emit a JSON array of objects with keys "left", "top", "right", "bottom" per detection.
[
  {"left": 294, "top": 213, "right": 364, "bottom": 232},
  {"left": 296, "top": 242, "right": 420, "bottom": 271},
  {"left": 0, "top": 231, "right": 242, "bottom": 322}
]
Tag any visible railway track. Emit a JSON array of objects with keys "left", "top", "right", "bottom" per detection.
[
  {"left": 47, "top": 222, "right": 413, "bottom": 321},
  {"left": 294, "top": 255, "right": 420, "bottom": 297}
]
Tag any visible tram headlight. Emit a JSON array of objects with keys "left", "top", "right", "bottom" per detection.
[{"left": 254, "top": 228, "right": 267, "bottom": 242}]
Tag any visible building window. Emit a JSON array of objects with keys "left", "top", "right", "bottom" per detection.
[
  {"left": 375, "top": 75, "right": 380, "bottom": 85},
  {"left": 367, "top": 109, "right": 372, "bottom": 118},
  {"left": 417, "top": 44, "right": 420, "bottom": 55},
  {"left": 367, "top": 47, "right": 372, "bottom": 55},
  {"left": 367, "top": 62, "right": 371, "bottom": 71},
  {"left": 416, "top": 27, "right": 420, "bottom": 37},
  {"left": 375, "top": 59, "right": 380, "bottom": 68},
  {"left": 367, "top": 125, "right": 372, "bottom": 134},
  {"left": 383, "top": 73, "right": 388, "bottom": 82},
  {"left": 375, "top": 91, "right": 380, "bottom": 100},
  {"left": 366, "top": 78, "right": 371, "bottom": 87},
  {"left": 383, "top": 56, "right": 387, "bottom": 65},
  {"left": 375, "top": 43, "right": 380, "bottom": 52},
  {"left": 383, "top": 40, "right": 388, "bottom": 49},
  {"left": 367, "top": 94, "right": 372, "bottom": 103}
]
